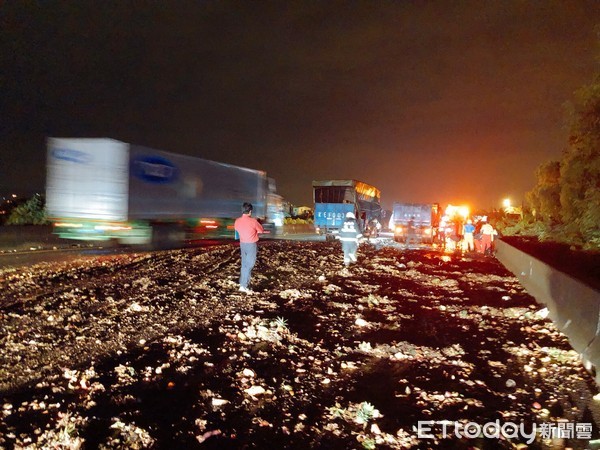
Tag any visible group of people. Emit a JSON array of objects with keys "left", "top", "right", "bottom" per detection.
[
  {"left": 459, "top": 219, "right": 498, "bottom": 254},
  {"left": 233, "top": 203, "right": 498, "bottom": 294}
]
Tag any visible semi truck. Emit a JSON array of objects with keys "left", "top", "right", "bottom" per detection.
[
  {"left": 46, "top": 138, "right": 283, "bottom": 246},
  {"left": 312, "top": 179, "right": 381, "bottom": 240},
  {"left": 390, "top": 202, "right": 441, "bottom": 244}
]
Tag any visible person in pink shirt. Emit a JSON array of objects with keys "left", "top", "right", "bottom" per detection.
[{"left": 234, "top": 202, "right": 265, "bottom": 293}]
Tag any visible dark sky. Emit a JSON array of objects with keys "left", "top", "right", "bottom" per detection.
[{"left": 1, "top": 1, "right": 599, "bottom": 210}]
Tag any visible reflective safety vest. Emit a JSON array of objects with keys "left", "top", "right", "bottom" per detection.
[{"left": 338, "top": 219, "right": 362, "bottom": 242}]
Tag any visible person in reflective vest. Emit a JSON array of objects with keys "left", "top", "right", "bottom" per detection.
[{"left": 337, "top": 211, "right": 362, "bottom": 266}]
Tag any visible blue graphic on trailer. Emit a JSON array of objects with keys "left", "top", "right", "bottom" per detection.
[
  {"left": 52, "top": 148, "right": 92, "bottom": 164},
  {"left": 314, "top": 203, "right": 354, "bottom": 228}
]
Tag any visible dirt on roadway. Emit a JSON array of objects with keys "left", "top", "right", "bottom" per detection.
[{"left": 0, "top": 240, "right": 598, "bottom": 449}]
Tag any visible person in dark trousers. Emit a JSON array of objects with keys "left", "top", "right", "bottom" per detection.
[
  {"left": 234, "top": 202, "right": 264, "bottom": 293},
  {"left": 338, "top": 211, "right": 362, "bottom": 266},
  {"left": 405, "top": 216, "right": 417, "bottom": 249}
]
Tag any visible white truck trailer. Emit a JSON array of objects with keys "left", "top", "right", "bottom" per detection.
[{"left": 46, "top": 138, "right": 283, "bottom": 245}]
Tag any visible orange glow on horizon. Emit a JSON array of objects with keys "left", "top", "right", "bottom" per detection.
[{"left": 444, "top": 204, "right": 470, "bottom": 219}]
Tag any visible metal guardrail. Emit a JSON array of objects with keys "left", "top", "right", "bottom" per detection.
[{"left": 495, "top": 239, "right": 600, "bottom": 383}]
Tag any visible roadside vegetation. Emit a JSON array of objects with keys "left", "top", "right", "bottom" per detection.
[
  {"left": 284, "top": 217, "right": 313, "bottom": 225},
  {"left": 502, "top": 69, "right": 600, "bottom": 250},
  {"left": 4, "top": 193, "right": 48, "bottom": 226}
]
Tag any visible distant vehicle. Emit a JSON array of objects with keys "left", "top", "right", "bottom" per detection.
[
  {"left": 391, "top": 202, "right": 441, "bottom": 244},
  {"left": 46, "top": 138, "right": 283, "bottom": 246},
  {"left": 312, "top": 179, "right": 381, "bottom": 240}
]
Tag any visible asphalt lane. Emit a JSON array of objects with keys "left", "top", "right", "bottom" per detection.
[{"left": 0, "top": 234, "right": 327, "bottom": 269}]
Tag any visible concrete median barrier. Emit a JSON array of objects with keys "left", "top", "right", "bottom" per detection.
[{"left": 495, "top": 239, "right": 600, "bottom": 383}]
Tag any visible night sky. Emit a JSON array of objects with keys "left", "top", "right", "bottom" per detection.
[{"left": 2, "top": 1, "right": 599, "bottom": 210}]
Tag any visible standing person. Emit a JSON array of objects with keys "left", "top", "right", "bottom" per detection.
[
  {"left": 479, "top": 221, "right": 498, "bottom": 255},
  {"left": 372, "top": 218, "right": 381, "bottom": 237},
  {"left": 405, "top": 216, "right": 417, "bottom": 249},
  {"left": 234, "top": 202, "right": 264, "bottom": 293},
  {"left": 338, "top": 211, "right": 362, "bottom": 266},
  {"left": 360, "top": 211, "right": 368, "bottom": 232},
  {"left": 463, "top": 219, "right": 475, "bottom": 252},
  {"left": 437, "top": 220, "right": 447, "bottom": 248}
]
